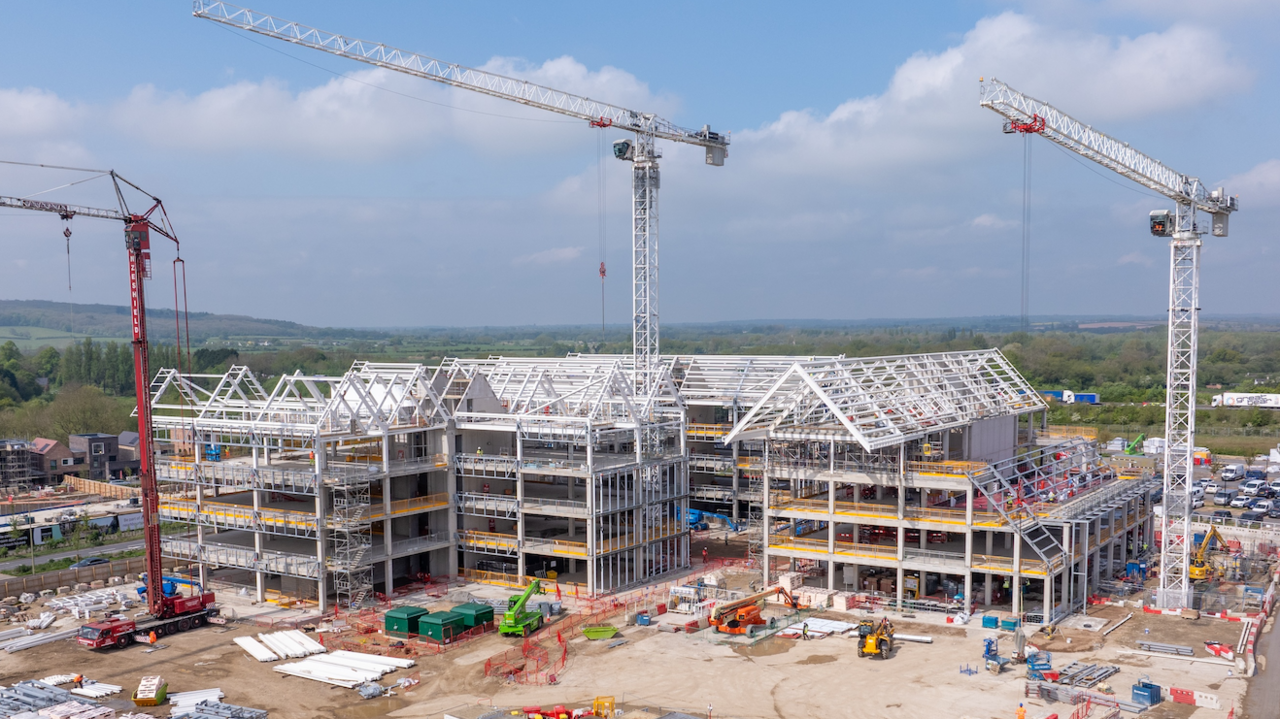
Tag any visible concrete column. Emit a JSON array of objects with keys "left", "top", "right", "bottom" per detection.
[
  {"left": 1012, "top": 535, "right": 1022, "bottom": 616},
  {"left": 761, "top": 440, "right": 771, "bottom": 588},
  {"left": 827, "top": 560, "right": 835, "bottom": 591},
  {"left": 984, "top": 572, "right": 993, "bottom": 605},
  {"left": 445, "top": 420, "right": 458, "bottom": 580},
  {"left": 896, "top": 564, "right": 905, "bottom": 607},
  {"left": 1043, "top": 571, "right": 1053, "bottom": 622}
]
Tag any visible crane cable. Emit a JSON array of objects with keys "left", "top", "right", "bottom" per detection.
[
  {"left": 62, "top": 216, "right": 74, "bottom": 335},
  {"left": 597, "top": 129, "right": 607, "bottom": 336},
  {"left": 1021, "top": 132, "right": 1031, "bottom": 334}
]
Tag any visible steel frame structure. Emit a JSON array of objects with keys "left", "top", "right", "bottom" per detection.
[
  {"left": 980, "top": 78, "right": 1239, "bottom": 608},
  {"left": 725, "top": 350, "right": 1045, "bottom": 449},
  {"left": 151, "top": 362, "right": 452, "bottom": 610}
]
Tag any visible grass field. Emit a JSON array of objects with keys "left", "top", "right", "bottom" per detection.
[{"left": 0, "top": 326, "right": 121, "bottom": 350}]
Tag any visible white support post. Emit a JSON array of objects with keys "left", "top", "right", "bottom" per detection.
[
  {"left": 252, "top": 443, "right": 264, "bottom": 603},
  {"left": 383, "top": 436, "right": 393, "bottom": 595},
  {"left": 315, "top": 438, "right": 327, "bottom": 614}
]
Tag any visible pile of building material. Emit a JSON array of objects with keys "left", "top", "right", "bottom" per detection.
[
  {"left": 274, "top": 650, "right": 415, "bottom": 689},
  {"left": 41, "top": 676, "right": 78, "bottom": 687},
  {"left": 168, "top": 688, "right": 225, "bottom": 715},
  {"left": 26, "top": 613, "right": 55, "bottom": 630},
  {"left": 794, "top": 587, "right": 835, "bottom": 608},
  {"left": 178, "top": 701, "right": 268, "bottom": 719},
  {"left": 0, "top": 626, "right": 33, "bottom": 642},
  {"left": 232, "top": 637, "right": 278, "bottom": 662},
  {"left": 132, "top": 676, "right": 166, "bottom": 707},
  {"left": 1054, "top": 662, "right": 1120, "bottom": 688},
  {"left": 29, "top": 700, "right": 114, "bottom": 719},
  {"left": 47, "top": 590, "right": 127, "bottom": 616},
  {"left": 775, "top": 572, "right": 804, "bottom": 591},
  {"left": 0, "top": 680, "right": 99, "bottom": 717},
  {"left": 256, "top": 630, "right": 325, "bottom": 659},
  {"left": 831, "top": 592, "right": 859, "bottom": 611},
  {"left": 71, "top": 683, "right": 122, "bottom": 700},
  {"left": 776, "top": 619, "right": 856, "bottom": 639},
  {"left": 4, "top": 628, "right": 78, "bottom": 653}
]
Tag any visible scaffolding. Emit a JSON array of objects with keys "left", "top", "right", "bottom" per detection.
[{"left": 0, "top": 439, "right": 34, "bottom": 490}]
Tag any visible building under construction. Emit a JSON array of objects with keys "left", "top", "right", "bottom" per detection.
[{"left": 149, "top": 349, "right": 1155, "bottom": 618}]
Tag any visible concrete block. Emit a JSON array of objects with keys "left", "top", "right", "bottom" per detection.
[
  {"left": 74, "top": 583, "right": 90, "bottom": 592},
  {"left": 89, "top": 580, "right": 105, "bottom": 590},
  {"left": 124, "top": 574, "right": 137, "bottom": 583},
  {"left": 2, "top": 596, "right": 17, "bottom": 605},
  {"left": 108, "top": 576, "right": 124, "bottom": 586},
  {"left": 56, "top": 586, "right": 71, "bottom": 595},
  {"left": 38, "top": 589, "right": 55, "bottom": 598}
]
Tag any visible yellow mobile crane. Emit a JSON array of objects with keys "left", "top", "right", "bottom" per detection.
[{"left": 1189, "top": 527, "right": 1228, "bottom": 581}]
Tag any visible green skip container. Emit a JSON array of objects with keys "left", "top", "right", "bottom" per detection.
[
  {"left": 452, "top": 602, "right": 495, "bottom": 628},
  {"left": 418, "top": 610, "right": 466, "bottom": 642},
  {"left": 384, "top": 606, "right": 431, "bottom": 638}
]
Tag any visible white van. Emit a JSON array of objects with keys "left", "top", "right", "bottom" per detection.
[
  {"left": 1221, "top": 464, "right": 1246, "bottom": 482},
  {"left": 1242, "top": 479, "right": 1268, "bottom": 496},
  {"left": 1214, "top": 489, "right": 1239, "bottom": 506}
]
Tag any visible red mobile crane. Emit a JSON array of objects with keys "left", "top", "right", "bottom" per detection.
[{"left": 1, "top": 172, "right": 218, "bottom": 648}]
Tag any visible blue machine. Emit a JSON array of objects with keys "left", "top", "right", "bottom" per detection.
[
  {"left": 138, "top": 574, "right": 203, "bottom": 598},
  {"left": 686, "top": 509, "right": 741, "bottom": 532}
]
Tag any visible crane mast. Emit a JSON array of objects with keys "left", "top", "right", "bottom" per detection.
[
  {"left": 0, "top": 185, "right": 179, "bottom": 617},
  {"left": 192, "top": 1, "right": 729, "bottom": 407},
  {"left": 980, "top": 78, "right": 1238, "bottom": 609}
]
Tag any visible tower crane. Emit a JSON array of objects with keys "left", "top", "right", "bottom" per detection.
[
  {"left": 192, "top": 1, "right": 730, "bottom": 403},
  {"left": 980, "top": 78, "right": 1239, "bottom": 609},
  {"left": 1, "top": 175, "right": 219, "bottom": 640}
]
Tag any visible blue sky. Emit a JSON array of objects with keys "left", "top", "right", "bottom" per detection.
[{"left": 2, "top": 0, "right": 1278, "bottom": 328}]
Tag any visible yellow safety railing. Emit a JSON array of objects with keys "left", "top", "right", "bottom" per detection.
[
  {"left": 686, "top": 423, "right": 732, "bottom": 439},
  {"left": 368, "top": 493, "right": 449, "bottom": 519},
  {"left": 908, "top": 460, "right": 987, "bottom": 477},
  {"left": 457, "top": 529, "right": 520, "bottom": 552},
  {"left": 159, "top": 498, "right": 317, "bottom": 532}
]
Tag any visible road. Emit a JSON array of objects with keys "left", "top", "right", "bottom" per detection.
[
  {"left": 0, "top": 538, "right": 144, "bottom": 573},
  {"left": 1243, "top": 615, "right": 1277, "bottom": 719}
]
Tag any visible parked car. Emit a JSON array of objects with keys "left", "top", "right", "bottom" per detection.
[
  {"left": 1239, "top": 511, "right": 1267, "bottom": 523},
  {"left": 1214, "top": 489, "right": 1239, "bottom": 506},
  {"left": 1242, "top": 479, "right": 1269, "bottom": 496},
  {"left": 1204, "top": 481, "right": 1223, "bottom": 495},
  {"left": 1249, "top": 499, "right": 1274, "bottom": 512},
  {"left": 1211, "top": 509, "right": 1234, "bottom": 518},
  {"left": 1269, "top": 506, "right": 1280, "bottom": 519},
  {"left": 1230, "top": 494, "right": 1252, "bottom": 508},
  {"left": 1268, "top": 480, "right": 1280, "bottom": 494},
  {"left": 69, "top": 557, "right": 109, "bottom": 569},
  {"left": 1247, "top": 467, "right": 1268, "bottom": 481},
  {"left": 1221, "top": 464, "right": 1246, "bottom": 481}
]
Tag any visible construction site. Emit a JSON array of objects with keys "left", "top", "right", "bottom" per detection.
[{"left": 0, "top": 2, "right": 1276, "bottom": 719}]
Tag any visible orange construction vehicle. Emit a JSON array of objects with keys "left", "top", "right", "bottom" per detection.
[{"left": 709, "top": 586, "right": 805, "bottom": 637}]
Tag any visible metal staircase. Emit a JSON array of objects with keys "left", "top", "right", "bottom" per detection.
[
  {"left": 968, "top": 463, "right": 1065, "bottom": 572},
  {"left": 327, "top": 472, "right": 374, "bottom": 610}
]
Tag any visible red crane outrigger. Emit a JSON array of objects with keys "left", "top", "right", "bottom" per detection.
[{"left": 1, "top": 172, "right": 217, "bottom": 646}]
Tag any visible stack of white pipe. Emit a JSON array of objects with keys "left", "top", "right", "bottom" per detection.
[
  {"left": 274, "top": 650, "right": 414, "bottom": 689},
  {"left": 0, "top": 627, "right": 33, "bottom": 642},
  {"left": 3, "top": 628, "right": 78, "bottom": 653},
  {"left": 47, "top": 590, "right": 123, "bottom": 612},
  {"left": 233, "top": 636, "right": 279, "bottom": 662},
  {"left": 71, "top": 681, "right": 123, "bottom": 699},
  {"left": 40, "top": 674, "right": 78, "bottom": 686},
  {"left": 257, "top": 630, "right": 325, "bottom": 659},
  {"left": 26, "top": 613, "right": 55, "bottom": 630}
]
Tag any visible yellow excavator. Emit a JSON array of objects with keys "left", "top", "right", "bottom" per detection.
[{"left": 1189, "top": 526, "right": 1228, "bottom": 581}]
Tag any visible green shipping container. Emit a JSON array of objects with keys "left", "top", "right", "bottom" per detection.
[
  {"left": 452, "top": 602, "right": 495, "bottom": 628},
  {"left": 418, "top": 610, "right": 465, "bottom": 642},
  {"left": 384, "top": 606, "right": 431, "bottom": 638}
]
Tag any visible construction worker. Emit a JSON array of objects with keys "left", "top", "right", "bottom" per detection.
[
  {"left": 1015, "top": 704, "right": 1025, "bottom": 719},
  {"left": 476, "top": 446, "right": 483, "bottom": 456},
  {"left": 72, "top": 674, "right": 83, "bottom": 689},
  {"left": 702, "top": 547, "right": 709, "bottom": 564},
  {"left": 149, "top": 630, "right": 157, "bottom": 644},
  {"left": 802, "top": 623, "right": 810, "bottom": 640}
]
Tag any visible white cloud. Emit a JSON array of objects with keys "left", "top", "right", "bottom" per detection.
[
  {"left": 1224, "top": 159, "right": 1280, "bottom": 209},
  {"left": 106, "top": 56, "right": 670, "bottom": 161},
  {"left": 972, "top": 213, "right": 1018, "bottom": 229},
  {"left": 1118, "top": 251, "right": 1154, "bottom": 267},
  {"left": 513, "top": 246, "right": 584, "bottom": 266}
]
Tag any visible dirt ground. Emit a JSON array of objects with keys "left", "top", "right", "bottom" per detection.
[{"left": 0, "top": 564, "right": 1261, "bottom": 719}]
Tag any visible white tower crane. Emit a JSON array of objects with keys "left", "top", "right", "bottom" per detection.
[
  {"left": 193, "top": 1, "right": 729, "bottom": 405},
  {"left": 980, "top": 78, "right": 1239, "bottom": 609}
]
